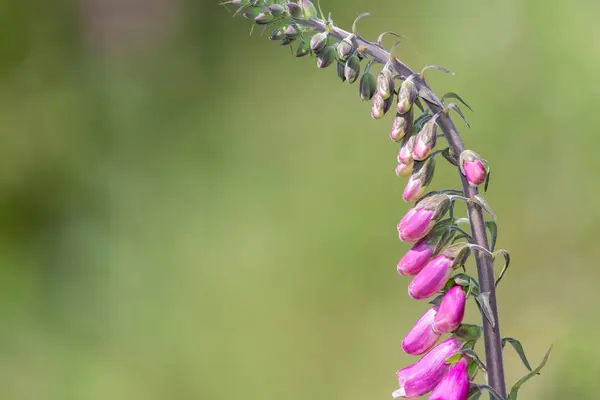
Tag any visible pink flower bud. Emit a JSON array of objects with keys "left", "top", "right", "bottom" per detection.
[
  {"left": 397, "top": 136, "right": 416, "bottom": 165},
  {"left": 428, "top": 358, "right": 470, "bottom": 400},
  {"left": 395, "top": 162, "right": 414, "bottom": 177},
  {"left": 402, "top": 158, "right": 435, "bottom": 203},
  {"left": 464, "top": 160, "right": 486, "bottom": 187},
  {"left": 401, "top": 307, "right": 441, "bottom": 355},
  {"left": 403, "top": 175, "right": 425, "bottom": 203},
  {"left": 398, "top": 208, "right": 436, "bottom": 242},
  {"left": 413, "top": 121, "right": 437, "bottom": 161},
  {"left": 397, "top": 240, "right": 434, "bottom": 276},
  {"left": 408, "top": 255, "right": 454, "bottom": 300},
  {"left": 459, "top": 150, "right": 487, "bottom": 187},
  {"left": 398, "top": 195, "right": 451, "bottom": 242},
  {"left": 390, "top": 111, "right": 412, "bottom": 142},
  {"left": 393, "top": 337, "right": 462, "bottom": 398},
  {"left": 433, "top": 286, "right": 466, "bottom": 333}
]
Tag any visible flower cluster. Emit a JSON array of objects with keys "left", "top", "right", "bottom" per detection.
[{"left": 223, "top": 2, "right": 552, "bottom": 399}]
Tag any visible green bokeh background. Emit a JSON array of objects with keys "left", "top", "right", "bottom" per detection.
[{"left": 0, "top": 0, "right": 598, "bottom": 399}]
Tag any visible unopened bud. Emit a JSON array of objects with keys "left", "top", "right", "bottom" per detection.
[
  {"left": 254, "top": 11, "right": 274, "bottom": 25},
  {"left": 460, "top": 150, "right": 487, "bottom": 187},
  {"left": 397, "top": 135, "right": 416, "bottom": 165},
  {"left": 337, "top": 35, "right": 355, "bottom": 61},
  {"left": 310, "top": 32, "right": 328, "bottom": 53},
  {"left": 377, "top": 68, "right": 395, "bottom": 99},
  {"left": 393, "top": 338, "right": 462, "bottom": 399},
  {"left": 397, "top": 194, "right": 451, "bottom": 242},
  {"left": 395, "top": 161, "right": 414, "bottom": 177},
  {"left": 403, "top": 158, "right": 435, "bottom": 203},
  {"left": 295, "top": 41, "right": 311, "bottom": 58},
  {"left": 267, "top": 4, "right": 286, "bottom": 17},
  {"left": 287, "top": 2, "right": 303, "bottom": 18},
  {"left": 428, "top": 358, "right": 470, "bottom": 400},
  {"left": 413, "top": 120, "right": 437, "bottom": 161},
  {"left": 359, "top": 69, "right": 376, "bottom": 101},
  {"left": 390, "top": 110, "right": 413, "bottom": 142},
  {"left": 433, "top": 286, "right": 466, "bottom": 333},
  {"left": 316, "top": 46, "right": 336, "bottom": 68},
  {"left": 408, "top": 254, "right": 454, "bottom": 300},
  {"left": 344, "top": 55, "right": 361, "bottom": 83},
  {"left": 397, "top": 77, "right": 418, "bottom": 115},
  {"left": 284, "top": 24, "right": 300, "bottom": 39},
  {"left": 402, "top": 307, "right": 441, "bottom": 355},
  {"left": 299, "top": 0, "right": 318, "bottom": 19},
  {"left": 269, "top": 27, "right": 285, "bottom": 41},
  {"left": 371, "top": 93, "right": 385, "bottom": 119}
]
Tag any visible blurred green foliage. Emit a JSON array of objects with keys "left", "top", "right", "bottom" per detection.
[{"left": 0, "top": 0, "right": 599, "bottom": 398}]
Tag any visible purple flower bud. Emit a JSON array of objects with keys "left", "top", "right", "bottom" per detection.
[
  {"left": 403, "top": 158, "right": 435, "bottom": 203},
  {"left": 398, "top": 195, "right": 451, "bottom": 242},
  {"left": 270, "top": 27, "right": 285, "bottom": 41},
  {"left": 268, "top": 4, "right": 286, "bottom": 17},
  {"left": 459, "top": 150, "right": 487, "bottom": 187},
  {"left": 433, "top": 286, "right": 466, "bottom": 333},
  {"left": 299, "top": 0, "right": 318, "bottom": 19},
  {"left": 310, "top": 32, "right": 328, "bottom": 53},
  {"left": 402, "top": 307, "right": 442, "bottom": 355},
  {"left": 413, "top": 120, "right": 437, "bottom": 161},
  {"left": 287, "top": 2, "right": 303, "bottom": 18},
  {"left": 397, "top": 135, "right": 416, "bottom": 165},
  {"left": 397, "top": 240, "right": 434, "bottom": 276},
  {"left": 395, "top": 161, "right": 414, "bottom": 177},
  {"left": 337, "top": 35, "right": 355, "bottom": 61},
  {"left": 393, "top": 337, "right": 462, "bottom": 398},
  {"left": 390, "top": 111, "right": 413, "bottom": 142},
  {"left": 428, "top": 358, "right": 470, "bottom": 400},
  {"left": 344, "top": 55, "right": 361, "bottom": 83},
  {"left": 377, "top": 68, "right": 395, "bottom": 100},
  {"left": 360, "top": 68, "right": 377, "bottom": 101},
  {"left": 408, "top": 255, "right": 454, "bottom": 300},
  {"left": 284, "top": 24, "right": 300, "bottom": 39},
  {"left": 398, "top": 208, "right": 436, "bottom": 242},
  {"left": 371, "top": 93, "right": 385, "bottom": 119}
]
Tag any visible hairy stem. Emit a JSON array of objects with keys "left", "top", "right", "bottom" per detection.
[{"left": 298, "top": 17, "right": 507, "bottom": 397}]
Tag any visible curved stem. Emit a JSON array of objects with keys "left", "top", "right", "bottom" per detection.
[{"left": 296, "top": 17, "right": 507, "bottom": 398}]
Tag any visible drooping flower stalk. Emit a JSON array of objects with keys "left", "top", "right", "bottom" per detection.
[{"left": 222, "top": 2, "right": 552, "bottom": 398}]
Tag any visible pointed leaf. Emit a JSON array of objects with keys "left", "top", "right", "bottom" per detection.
[
  {"left": 494, "top": 249, "right": 510, "bottom": 287},
  {"left": 447, "top": 103, "right": 471, "bottom": 128},
  {"left": 415, "top": 97, "right": 425, "bottom": 112},
  {"left": 502, "top": 338, "right": 533, "bottom": 371},
  {"left": 485, "top": 220, "right": 498, "bottom": 252},
  {"left": 377, "top": 31, "right": 405, "bottom": 47},
  {"left": 484, "top": 167, "right": 492, "bottom": 192},
  {"left": 442, "top": 92, "right": 473, "bottom": 111},
  {"left": 475, "top": 292, "right": 496, "bottom": 327},
  {"left": 471, "top": 194, "right": 497, "bottom": 220},
  {"left": 445, "top": 353, "right": 462, "bottom": 364},
  {"left": 461, "top": 349, "right": 487, "bottom": 372},
  {"left": 421, "top": 65, "right": 456, "bottom": 80},
  {"left": 442, "top": 147, "right": 459, "bottom": 166},
  {"left": 508, "top": 346, "right": 552, "bottom": 400},
  {"left": 352, "top": 12, "right": 370, "bottom": 35}
]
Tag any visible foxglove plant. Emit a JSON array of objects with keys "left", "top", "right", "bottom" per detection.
[{"left": 221, "top": 1, "right": 552, "bottom": 398}]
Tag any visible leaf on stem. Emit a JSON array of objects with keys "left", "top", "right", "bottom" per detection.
[
  {"left": 502, "top": 338, "right": 533, "bottom": 371},
  {"left": 485, "top": 220, "right": 498, "bottom": 252},
  {"left": 442, "top": 92, "right": 473, "bottom": 111},
  {"left": 508, "top": 346, "right": 553, "bottom": 400},
  {"left": 474, "top": 292, "right": 496, "bottom": 327},
  {"left": 471, "top": 194, "right": 497, "bottom": 220},
  {"left": 494, "top": 249, "right": 510, "bottom": 287}
]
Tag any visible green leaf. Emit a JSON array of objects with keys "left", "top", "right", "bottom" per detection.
[
  {"left": 484, "top": 220, "right": 497, "bottom": 252},
  {"left": 502, "top": 338, "right": 532, "bottom": 371},
  {"left": 474, "top": 292, "right": 496, "bottom": 327},
  {"left": 508, "top": 346, "right": 552, "bottom": 400},
  {"left": 484, "top": 167, "right": 491, "bottom": 192},
  {"left": 494, "top": 249, "right": 511, "bottom": 287},
  {"left": 445, "top": 353, "right": 462, "bottom": 364},
  {"left": 471, "top": 194, "right": 497, "bottom": 220},
  {"left": 467, "top": 359, "right": 479, "bottom": 380},
  {"left": 442, "top": 92, "right": 473, "bottom": 111},
  {"left": 447, "top": 103, "right": 471, "bottom": 128},
  {"left": 461, "top": 349, "right": 487, "bottom": 372}
]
